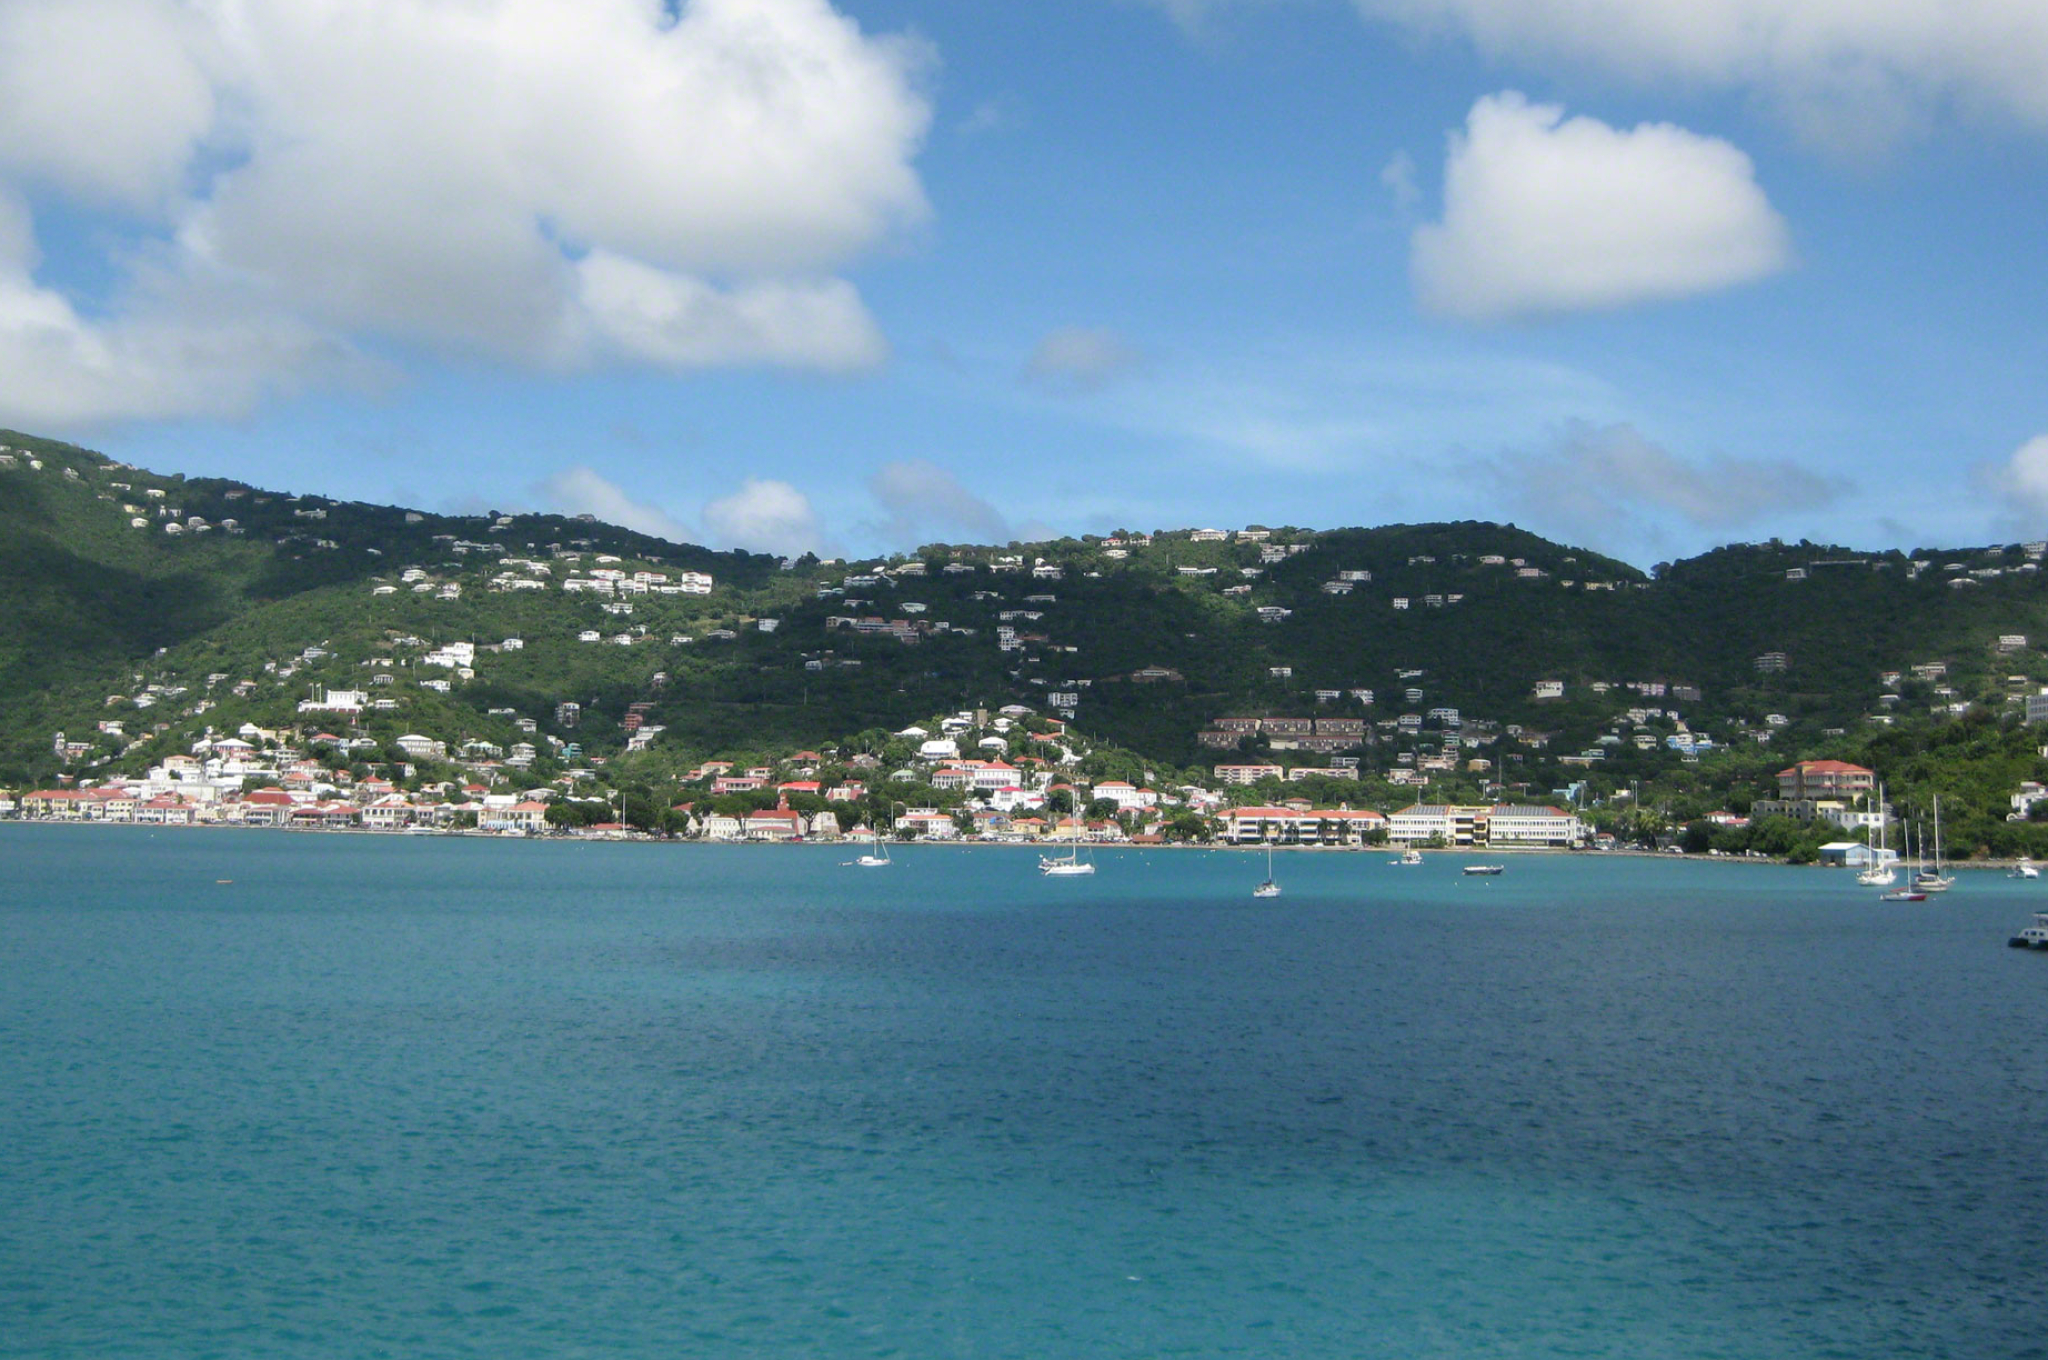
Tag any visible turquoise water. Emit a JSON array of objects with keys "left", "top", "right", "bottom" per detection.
[{"left": 5, "top": 825, "right": 2047, "bottom": 1358}]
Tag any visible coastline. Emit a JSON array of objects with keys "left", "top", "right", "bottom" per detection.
[{"left": 2, "top": 818, "right": 2038, "bottom": 870}]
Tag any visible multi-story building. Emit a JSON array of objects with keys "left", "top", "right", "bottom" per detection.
[
  {"left": 1776, "top": 760, "right": 1875, "bottom": 801},
  {"left": 1483, "top": 805, "right": 1583, "bottom": 847},
  {"left": 1386, "top": 804, "right": 1489, "bottom": 845}
]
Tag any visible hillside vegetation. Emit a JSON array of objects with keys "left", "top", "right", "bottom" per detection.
[{"left": 4, "top": 428, "right": 2047, "bottom": 855}]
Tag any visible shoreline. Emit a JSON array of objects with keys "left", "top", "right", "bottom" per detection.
[{"left": 1, "top": 818, "right": 2039, "bottom": 870}]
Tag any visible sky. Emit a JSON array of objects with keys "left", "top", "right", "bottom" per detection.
[{"left": 1, "top": 0, "right": 2046, "bottom": 566}]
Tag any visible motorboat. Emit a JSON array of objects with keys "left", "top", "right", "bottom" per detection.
[
  {"left": 1391, "top": 848, "right": 1423, "bottom": 866},
  {"left": 1880, "top": 888, "right": 1928, "bottom": 902},
  {"left": 2008, "top": 910, "right": 2048, "bottom": 948},
  {"left": 2011, "top": 859, "right": 2040, "bottom": 880},
  {"left": 1462, "top": 864, "right": 1504, "bottom": 876}
]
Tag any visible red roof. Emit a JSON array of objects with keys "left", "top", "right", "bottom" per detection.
[{"left": 1779, "top": 760, "right": 1872, "bottom": 776}]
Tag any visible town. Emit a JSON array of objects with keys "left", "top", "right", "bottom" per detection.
[{"left": 5, "top": 439, "right": 2048, "bottom": 863}]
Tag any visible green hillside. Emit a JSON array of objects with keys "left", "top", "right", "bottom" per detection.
[{"left": 4, "top": 428, "right": 2047, "bottom": 854}]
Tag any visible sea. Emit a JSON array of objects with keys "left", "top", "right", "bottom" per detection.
[{"left": 4, "top": 824, "right": 2047, "bottom": 1359}]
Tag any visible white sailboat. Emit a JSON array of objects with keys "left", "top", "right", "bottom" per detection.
[
  {"left": 850, "top": 822, "right": 890, "bottom": 867},
  {"left": 1881, "top": 818, "right": 1928, "bottom": 900},
  {"left": 1856, "top": 784, "right": 1895, "bottom": 886},
  {"left": 1253, "top": 841, "right": 1280, "bottom": 898},
  {"left": 1040, "top": 819, "right": 1095, "bottom": 876},
  {"left": 1912, "top": 794, "right": 1954, "bottom": 893}
]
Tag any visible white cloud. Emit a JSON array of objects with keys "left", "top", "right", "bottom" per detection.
[
  {"left": 575, "top": 252, "right": 887, "bottom": 372},
  {"left": 1358, "top": 0, "right": 2048, "bottom": 150},
  {"left": 1998, "top": 433, "right": 2048, "bottom": 518},
  {"left": 0, "top": 0, "right": 218, "bottom": 210},
  {"left": 702, "top": 478, "right": 825, "bottom": 556},
  {"left": 868, "top": 460, "right": 1012, "bottom": 544},
  {"left": 1024, "top": 326, "right": 1145, "bottom": 393},
  {"left": 1411, "top": 93, "right": 1791, "bottom": 321},
  {"left": 0, "top": 0, "right": 930, "bottom": 424},
  {"left": 538, "top": 466, "right": 695, "bottom": 542},
  {"left": 0, "top": 193, "right": 379, "bottom": 428},
  {"left": 1484, "top": 419, "right": 1844, "bottom": 553}
]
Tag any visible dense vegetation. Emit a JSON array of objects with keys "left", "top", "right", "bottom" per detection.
[{"left": 4, "top": 428, "right": 2047, "bottom": 857}]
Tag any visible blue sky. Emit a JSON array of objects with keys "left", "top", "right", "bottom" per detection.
[{"left": 2, "top": 0, "right": 2045, "bottom": 564}]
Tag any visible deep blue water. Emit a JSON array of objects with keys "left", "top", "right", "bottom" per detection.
[{"left": 4, "top": 825, "right": 2047, "bottom": 1359}]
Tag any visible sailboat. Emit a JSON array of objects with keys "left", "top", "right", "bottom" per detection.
[
  {"left": 1912, "top": 794, "right": 1954, "bottom": 893},
  {"left": 1856, "top": 784, "right": 1895, "bottom": 886},
  {"left": 851, "top": 822, "right": 890, "bottom": 867},
  {"left": 1253, "top": 841, "right": 1281, "bottom": 898},
  {"left": 1040, "top": 818, "right": 1095, "bottom": 876},
  {"left": 1880, "top": 817, "right": 1927, "bottom": 900}
]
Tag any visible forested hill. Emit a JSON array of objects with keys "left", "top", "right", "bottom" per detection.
[{"left": 3, "top": 428, "right": 2045, "bottom": 797}]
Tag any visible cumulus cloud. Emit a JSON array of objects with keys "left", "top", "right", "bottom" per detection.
[
  {"left": 1136, "top": 1, "right": 2048, "bottom": 150},
  {"left": 1998, "top": 433, "right": 2048, "bottom": 517},
  {"left": 1485, "top": 419, "right": 1844, "bottom": 552},
  {"left": 702, "top": 478, "right": 825, "bottom": 556},
  {"left": 0, "top": 0, "right": 217, "bottom": 210},
  {"left": 1356, "top": 0, "right": 2048, "bottom": 150},
  {"left": 575, "top": 253, "right": 888, "bottom": 372},
  {"left": 0, "top": 192, "right": 383, "bottom": 427},
  {"left": 0, "top": 0, "right": 930, "bottom": 425},
  {"left": 538, "top": 466, "right": 695, "bottom": 542},
  {"left": 868, "top": 460, "right": 1012, "bottom": 545},
  {"left": 1411, "top": 93, "right": 1791, "bottom": 321},
  {"left": 1024, "top": 326, "right": 1145, "bottom": 393}
]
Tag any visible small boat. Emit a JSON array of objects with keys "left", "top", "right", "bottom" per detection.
[
  {"left": 1911, "top": 795, "right": 1954, "bottom": 893},
  {"left": 1040, "top": 839, "right": 1095, "bottom": 876},
  {"left": 2009, "top": 911, "right": 2048, "bottom": 948},
  {"left": 1856, "top": 783, "right": 1895, "bottom": 886},
  {"left": 1462, "top": 864, "right": 1504, "bottom": 876},
  {"left": 850, "top": 825, "right": 890, "bottom": 868},
  {"left": 1253, "top": 842, "right": 1281, "bottom": 898},
  {"left": 1391, "top": 848, "right": 1423, "bottom": 866},
  {"left": 2011, "top": 859, "right": 2040, "bottom": 880}
]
